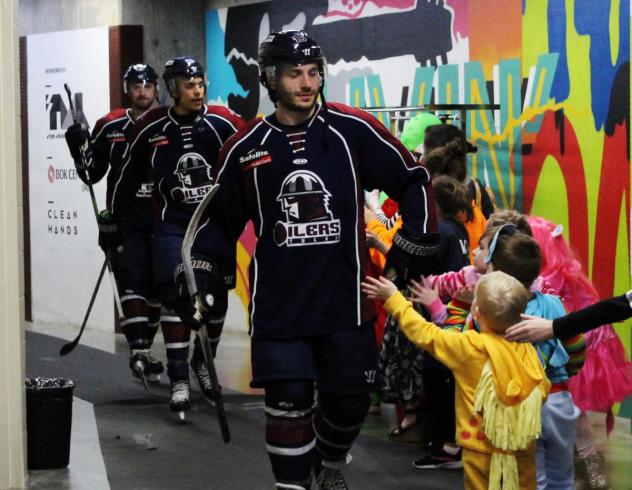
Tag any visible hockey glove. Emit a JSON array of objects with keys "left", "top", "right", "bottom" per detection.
[
  {"left": 174, "top": 255, "right": 228, "bottom": 330},
  {"left": 64, "top": 123, "right": 94, "bottom": 170},
  {"left": 384, "top": 230, "right": 440, "bottom": 289},
  {"left": 97, "top": 210, "right": 122, "bottom": 254}
]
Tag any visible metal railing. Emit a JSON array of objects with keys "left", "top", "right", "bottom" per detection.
[{"left": 361, "top": 103, "right": 500, "bottom": 136}]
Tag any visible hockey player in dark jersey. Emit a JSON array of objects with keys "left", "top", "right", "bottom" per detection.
[
  {"left": 64, "top": 64, "right": 164, "bottom": 385},
  {"left": 182, "top": 31, "right": 439, "bottom": 489},
  {"left": 108, "top": 57, "right": 245, "bottom": 417}
]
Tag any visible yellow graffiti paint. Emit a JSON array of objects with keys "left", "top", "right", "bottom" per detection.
[
  {"left": 610, "top": 0, "right": 620, "bottom": 65},
  {"left": 529, "top": 155, "right": 570, "bottom": 236}
]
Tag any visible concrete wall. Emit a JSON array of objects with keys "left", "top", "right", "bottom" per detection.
[
  {"left": 0, "top": 0, "right": 27, "bottom": 488},
  {"left": 121, "top": 0, "right": 206, "bottom": 103},
  {"left": 19, "top": 0, "right": 122, "bottom": 35}
]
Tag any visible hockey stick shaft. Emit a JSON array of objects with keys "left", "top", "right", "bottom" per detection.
[
  {"left": 181, "top": 185, "right": 230, "bottom": 443},
  {"left": 59, "top": 258, "right": 107, "bottom": 356},
  {"left": 64, "top": 83, "right": 124, "bottom": 319}
]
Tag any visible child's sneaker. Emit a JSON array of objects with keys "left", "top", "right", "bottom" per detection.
[{"left": 412, "top": 447, "right": 463, "bottom": 469}]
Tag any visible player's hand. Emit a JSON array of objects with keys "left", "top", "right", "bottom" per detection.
[
  {"left": 361, "top": 276, "right": 398, "bottom": 302},
  {"left": 97, "top": 210, "right": 122, "bottom": 254},
  {"left": 64, "top": 123, "right": 93, "bottom": 169},
  {"left": 505, "top": 314, "right": 554, "bottom": 343},
  {"left": 407, "top": 277, "right": 438, "bottom": 307},
  {"left": 384, "top": 230, "right": 439, "bottom": 289},
  {"left": 173, "top": 256, "right": 228, "bottom": 329}
]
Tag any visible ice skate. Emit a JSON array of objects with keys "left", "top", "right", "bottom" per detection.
[
  {"left": 169, "top": 380, "right": 191, "bottom": 421},
  {"left": 313, "top": 454, "right": 352, "bottom": 490},
  {"left": 130, "top": 349, "right": 164, "bottom": 388},
  {"left": 190, "top": 346, "right": 216, "bottom": 404}
]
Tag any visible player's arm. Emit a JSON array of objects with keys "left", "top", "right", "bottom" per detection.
[
  {"left": 174, "top": 137, "right": 251, "bottom": 323},
  {"left": 351, "top": 107, "right": 439, "bottom": 286}
]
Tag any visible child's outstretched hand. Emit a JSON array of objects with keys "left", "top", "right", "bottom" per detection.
[
  {"left": 454, "top": 284, "right": 476, "bottom": 306},
  {"left": 407, "top": 277, "right": 438, "bottom": 307},
  {"left": 362, "top": 276, "right": 398, "bottom": 301}
]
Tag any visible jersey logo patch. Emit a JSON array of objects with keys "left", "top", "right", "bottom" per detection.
[
  {"left": 240, "top": 147, "right": 272, "bottom": 172},
  {"left": 106, "top": 130, "right": 125, "bottom": 143},
  {"left": 171, "top": 152, "right": 213, "bottom": 204},
  {"left": 273, "top": 170, "right": 341, "bottom": 247},
  {"left": 149, "top": 133, "right": 169, "bottom": 147}
]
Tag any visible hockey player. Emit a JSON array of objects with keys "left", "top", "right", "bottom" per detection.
[
  {"left": 64, "top": 64, "right": 164, "bottom": 384},
  {"left": 106, "top": 57, "right": 245, "bottom": 416},
  {"left": 182, "top": 31, "right": 439, "bottom": 489}
]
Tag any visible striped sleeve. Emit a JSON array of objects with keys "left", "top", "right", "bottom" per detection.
[
  {"left": 443, "top": 297, "right": 473, "bottom": 333},
  {"left": 560, "top": 333, "right": 586, "bottom": 377}
]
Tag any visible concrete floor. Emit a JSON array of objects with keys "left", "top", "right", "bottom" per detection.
[{"left": 24, "top": 321, "right": 632, "bottom": 489}]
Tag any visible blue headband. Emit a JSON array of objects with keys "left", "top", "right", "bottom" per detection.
[{"left": 484, "top": 224, "right": 518, "bottom": 264}]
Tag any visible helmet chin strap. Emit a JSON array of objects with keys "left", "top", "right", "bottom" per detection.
[{"left": 318, "top": 85, "right": 329, "bottom": 151}]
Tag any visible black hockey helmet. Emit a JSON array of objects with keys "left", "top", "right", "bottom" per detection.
[
  {"left": 257, "top": 30, "right": 326, "bottom": 89},
  {"left": 162, "top": 56, "right": 206, "bottom": 98},
  {"left": 123, "top": 63, "right": 159, "bottom": 94}
]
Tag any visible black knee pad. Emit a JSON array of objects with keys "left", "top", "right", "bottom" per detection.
[
  {"left": 318, "top": 391, "right": 370, "bottom": 426},
  {"left": 265, "top": 380, "right": 315, "bottom": 413}
]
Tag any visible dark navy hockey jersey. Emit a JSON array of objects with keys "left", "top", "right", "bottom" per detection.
[
  {"left": 111, "top": 105, "right": 245, "bottom": 226},
  {"left": 195, "top": 103, "right": 437, "bottom": 340},
  {"left": 82, "top": 108, "right": 154, "bottom": 231}
]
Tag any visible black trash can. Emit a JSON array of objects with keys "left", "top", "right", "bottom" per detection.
[{"left": 25, "top": 377, "right": 74, "bottom": 470}]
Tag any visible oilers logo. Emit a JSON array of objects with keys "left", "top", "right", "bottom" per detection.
[
  {"left": 171, "top": 152, "right": 213, "bottom": 204},
  {"left": 274, "top": 170, "right": 341, "bottom": 247}
]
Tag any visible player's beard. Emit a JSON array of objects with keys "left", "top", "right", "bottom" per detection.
[
  {"left": 276, "top": 86, "right": 317, "bottom": 113},
  {"left": 131, "top": 95, "right": 154, "bottom": 112}
]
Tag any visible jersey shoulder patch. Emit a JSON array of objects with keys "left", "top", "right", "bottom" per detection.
[{"left": 206, "top": 104, "right": 247, "bottom": 131}]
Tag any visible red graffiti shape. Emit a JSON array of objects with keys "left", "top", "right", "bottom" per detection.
[{"left": 522, "top": 111, "right": 589, "bottom": 270}]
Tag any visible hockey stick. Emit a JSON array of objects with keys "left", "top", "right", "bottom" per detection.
[
  {"left": 63, "top": 84, "right": 124, "bottom": 320},
  {"left": 59, "top": 258, "right": 107, "bottom": 356},
  {"left": 181, "top": 184, "right": 230, "bottom": 443}
]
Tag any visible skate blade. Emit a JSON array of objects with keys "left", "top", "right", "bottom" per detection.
[
  {"left": 177, "top": 411, "right": 186, "bottom": 422},
  {"left": 147, "top": 374, "right": 161, "bottom": 384},
  {"left": 131, "top": 360, "right": 149, "bottom": 390}
]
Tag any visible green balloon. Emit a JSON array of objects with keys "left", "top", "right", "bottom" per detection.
[{"left": 400, "top": 112, "right": 442, "bottom": 152}]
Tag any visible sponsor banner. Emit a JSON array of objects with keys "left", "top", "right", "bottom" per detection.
[{"left": 27, "top": 27, "right": 113, "bottom": 330}]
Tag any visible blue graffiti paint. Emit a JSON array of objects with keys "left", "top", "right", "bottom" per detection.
[
  {"left": 574, "top": 0, "right": 630, "bottom": 130},
  {"left": 547, "top": 0, "right": 570, "bottom": 103},
  {"left": 205, "top": 10, "right": 248, "bottom": 103}
]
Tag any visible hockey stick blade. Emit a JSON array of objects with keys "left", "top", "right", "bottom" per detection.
[
  {"left": 60, "top": 258, "right": 107, "bottom": 356},
  {"left": 180, "top": 184, "right": 230, "bottom": 442}
]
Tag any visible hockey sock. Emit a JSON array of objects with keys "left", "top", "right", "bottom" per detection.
[
  {"left": 313, "top": 391, "right": 369, "bottom": 462},
  {"left": 265, "top": 380, "right": 315, "bottom": 488},
  {"left": 146, "top": 298, "right": 162, "bottom": 348},
  {"left": 120, "top": 293, "right": 150, "bottom": 351},
  {"left": 161, "top": 311, "right": 191, "bottom": 382}
]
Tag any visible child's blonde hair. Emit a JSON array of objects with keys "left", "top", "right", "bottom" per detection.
[{"left": 474, "top": 271, "right": 530, "bottom": 334}]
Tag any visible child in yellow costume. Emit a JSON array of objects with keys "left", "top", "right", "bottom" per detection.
[{"left": 362, "top": 271, "right": 551, "bottom": 489}]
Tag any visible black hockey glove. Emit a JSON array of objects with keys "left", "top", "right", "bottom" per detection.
[
  {"left": 97, "top": 210, "right": 122, "bottom": 254},
  {"left": 173, "top": 255, "right": 228, "bottom": 330},
  {"left": 64, "top": 123, "right": 94, "bottom": 170},
  {"left": 384, "top": 230, "right": 440, "bottom": 289}
]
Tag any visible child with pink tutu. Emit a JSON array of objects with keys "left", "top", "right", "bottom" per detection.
[{"left": 527, "top": 216, "right": 632, "bottom": 489}]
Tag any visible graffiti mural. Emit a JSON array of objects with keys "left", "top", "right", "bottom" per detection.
[{"left": 206, "top": 1, "right": 631, "bottom": 412}]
